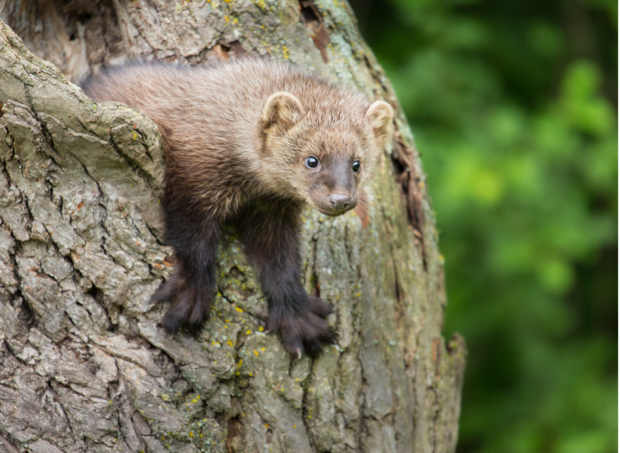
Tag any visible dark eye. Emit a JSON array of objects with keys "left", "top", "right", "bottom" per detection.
[
  {"left": 352, "top": 160, "right": 361, "bottom": 173},
  {"left": 305, "top": 156, "right": 320, "bottom": 169}
]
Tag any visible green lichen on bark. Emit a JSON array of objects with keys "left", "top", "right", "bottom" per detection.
[{"left": 0, "top": 1, "right": 466, "bottom": 451}]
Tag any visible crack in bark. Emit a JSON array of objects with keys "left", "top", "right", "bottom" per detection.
[
  {"left": 0, "top": 3, "right": 466, "bottom": 451},
  {"left": 46, "top": 379, "right": 77, "bottom": 445},
  {"left": 299, "top": 0, "right": 330, "bottom": 64},
  {"left": 20, "top": 81, "right": 67, "bottom": 169},
  {"left": 106, "top": 124, "right": 162, "bottom": 192},
  {"left": 391, "top": 130, "right": 428, "bottom": 271},
  {"left": 0, "top": 434, "right": 19, "bottom": 453},
  {"left": 300, "top": 357, "right": 318, "bottom": 451}
]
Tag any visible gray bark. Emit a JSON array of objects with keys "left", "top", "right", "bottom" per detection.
[{"left": 0, "top": 1, "right": 466, "bottom": 452}]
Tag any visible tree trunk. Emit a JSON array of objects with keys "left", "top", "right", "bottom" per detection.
[{"left": 0, "top": 1, "right": 466, "bottom": 452}]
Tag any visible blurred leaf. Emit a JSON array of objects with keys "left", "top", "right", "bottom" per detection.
[{"left": 353, "top": 0, "right": 618, "bottom": 450}]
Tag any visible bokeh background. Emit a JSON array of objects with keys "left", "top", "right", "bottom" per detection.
[{"left": 349, "top": 0, "right": 618, "bottom": 451}]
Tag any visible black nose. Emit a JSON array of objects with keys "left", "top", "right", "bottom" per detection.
[{"left": 328, "top": 194, "right": 351, "bottom": 210}]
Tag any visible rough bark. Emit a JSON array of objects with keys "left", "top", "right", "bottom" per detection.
[{"left": 0, "top": 1, "right": 466, "bottom": 452}]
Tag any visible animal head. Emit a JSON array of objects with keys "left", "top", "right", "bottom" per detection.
[{"left": 259, "top": 91, "right": 393, "bottom": 216}]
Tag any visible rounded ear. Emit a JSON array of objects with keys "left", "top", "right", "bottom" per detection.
[
  {"left": 365, "top": 100, "right": 393, "bottom": 147},
  {"left": 261, "top": 92, "right": 305, "bottom": 137}
]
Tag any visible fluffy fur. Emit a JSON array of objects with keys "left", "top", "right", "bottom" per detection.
[{"left": 83, "top": 59, "right": 393, "bottom": 356}]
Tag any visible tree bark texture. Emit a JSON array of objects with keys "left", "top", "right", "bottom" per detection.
[{"left": 0, "top": 1, "right": 466, "bottom": 452}]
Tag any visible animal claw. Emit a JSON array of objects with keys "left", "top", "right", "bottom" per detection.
[{"left": 297, "top": 348, "right": 302, "bottom": 359}]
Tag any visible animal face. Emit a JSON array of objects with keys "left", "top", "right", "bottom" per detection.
[
  {"left": 259, "top": 91, "right": 393, "bottom": 215},
  {"left": 292, "top": 129, "right": 366, "bottom": 216}
]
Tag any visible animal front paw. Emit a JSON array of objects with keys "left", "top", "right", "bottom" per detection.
[
  {"left": 268, "top": 296, "right": 338, "bottom": 357},
  {"left": 152, "top": 273, "right": 212, "bottom": 334}
]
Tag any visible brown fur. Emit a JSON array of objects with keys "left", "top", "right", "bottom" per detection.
[{"left": 83, "top": 59, "right": 393, "bottom": 356}]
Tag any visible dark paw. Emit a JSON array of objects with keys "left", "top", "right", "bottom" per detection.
[
  {"left": 152, "top": 274, "right": 212, "bottom": 334},
  {"left": 268, "top": 296, "right": 338, "bottom": 358}
]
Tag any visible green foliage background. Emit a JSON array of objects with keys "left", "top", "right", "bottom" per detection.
[{"left": 351, "top": 0, "right": 618, "bottom": 451}]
